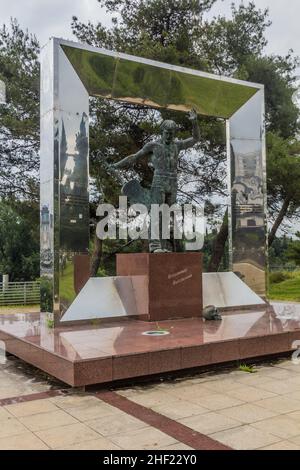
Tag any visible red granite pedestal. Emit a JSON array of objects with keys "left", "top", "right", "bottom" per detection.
[
  {"left": 0, "top": 305, "right": 298, "bottom": 386},
  {"left": 116, "top": 252, "right": 203, "bottom": 321}
]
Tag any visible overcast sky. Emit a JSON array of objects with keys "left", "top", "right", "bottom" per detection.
[{"left": 0, "top": 0, "right": 299, "bottom": 64}]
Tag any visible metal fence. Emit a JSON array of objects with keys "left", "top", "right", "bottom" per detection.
[{"left": 0, "top": 281, "right": 40, "bottom": 306}]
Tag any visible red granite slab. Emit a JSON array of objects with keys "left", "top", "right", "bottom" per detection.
[{"left": 0, "top": 304, "right": 299, "bottom": 386}]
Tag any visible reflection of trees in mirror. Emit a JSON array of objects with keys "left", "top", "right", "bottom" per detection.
[
  {"left": 46, "top": 315, "right": 54, "bottom": 329},
  {"left": 40, "top": 277, "right": 53, "bottom": 313}
]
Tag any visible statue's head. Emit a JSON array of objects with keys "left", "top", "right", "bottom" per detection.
[{"left": 160, "top": 119, "right": 177, "bottom": 144}]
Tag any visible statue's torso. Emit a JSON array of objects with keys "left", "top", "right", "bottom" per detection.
[{"left": 150, "top": 141, "right": 179, "bottom": 180}]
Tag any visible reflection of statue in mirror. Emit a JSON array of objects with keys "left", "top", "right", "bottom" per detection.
[{"left": 113, "top": 109, "right": 200, "bottom": 252}]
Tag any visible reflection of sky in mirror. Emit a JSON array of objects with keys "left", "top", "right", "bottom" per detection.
[
  {"left": 58, "top": 49, "right": 88, "bottom": 115},
  {"left": 230, "top": 92, "right": 263, "bottom": 141},
  {"left": 59, "top": 113, "right": 83, "bottom": 156},
  {"left": 231, "top": 139, "right": 262, "bottom": 156}
]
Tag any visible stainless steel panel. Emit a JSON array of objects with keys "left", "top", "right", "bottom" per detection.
[
  {"left": 60, "top": 42, "right": 260, "bottom": 119},
  {"left": 60, "top": 276, "right": 147, "bottom": 322},
  {"left": 203, "top": 272, "right": 265, "bottom": 308},
  {"left": 40, "top": 40, "right": 55, "bottom": 314},
  {"left": 40, "top": 40, "right": 89, "bottom": 321},
  {"left": 228, "top": 91, "right": 267, "bottom": 296}
]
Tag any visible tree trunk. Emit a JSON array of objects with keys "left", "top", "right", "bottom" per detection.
[
  {"left": 268, "top": 196, "right": 292, "bottom": 247},
  {"left": 207, "top": 209, "right": 228, "bottom": 272},
  {"left": 90, "top": 235, "right": 103, "bottom": 276}
]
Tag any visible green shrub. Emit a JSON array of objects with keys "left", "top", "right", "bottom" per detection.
[{"left": 269, "top": 271, "right": 292, "bottom": 284}]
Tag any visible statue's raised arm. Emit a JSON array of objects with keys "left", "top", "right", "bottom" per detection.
[
  {"left": 177, "top": 109, "right": 200, "bottom": 151},
  {"left": 113, "top": 142, "right": 154, "bottom": 169}
]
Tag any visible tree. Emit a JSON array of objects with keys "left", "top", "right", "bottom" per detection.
[
  {"left": 240, "top": 55, "right": 299, "bottom": 139},
  {"left": 199, "top": 1, "right": 271, "bottom": 75},
  {"left": 287, "top": 232, "right": 300, "bottom": 266},
  {"left": 0, "top": 19, "right": 40, "bottom": 200},
  {"left": 0, "top": 201, "right": 39, "bottom": 280},
  {"left": 72, "top": 0, "right": 216, "bottom": 68},
  {"left": 267, "top": 133, "right": 300, "bottom": 246},
  {"left": 269, "top": 234, "right": 290, "bottom": 268},
  {"left": 0, "top": 20, "right": 40, "bottom": 280}
]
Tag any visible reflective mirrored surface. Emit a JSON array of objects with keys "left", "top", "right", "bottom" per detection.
[
  {"left": 228, "top": 91, "right": 267, "bottom": 295},
  {"left": 61, "top": 43, "right": 258, "bottom": 119},
  {"left": 40, "top": 42, "right": 89, "bottom": 320}
]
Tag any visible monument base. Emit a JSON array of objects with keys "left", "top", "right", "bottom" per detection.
[
  {"left": 116, "top": 252, "right": 203, "bottom": 321},
  {"left": 0, "top": 304, "right": 298, "bottom": 386}
]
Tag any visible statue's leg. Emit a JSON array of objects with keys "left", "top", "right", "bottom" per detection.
[
  {"left": 165, "top": 181, "right": 178, "bottom": 251},
  {"left": 149, "top": 184, "right": 164, "bottom": 252}
]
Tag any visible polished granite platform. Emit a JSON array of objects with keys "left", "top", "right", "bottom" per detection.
[{"left": 0, "top": 302, "right": 300, "bottom": 386}]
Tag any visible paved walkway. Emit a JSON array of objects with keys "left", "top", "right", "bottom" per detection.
[{"left": 1, "top": 355, "right": 300, "bottom": 449}]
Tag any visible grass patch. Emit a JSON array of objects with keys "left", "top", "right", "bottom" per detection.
[
  {"left": 60, "top": 262, "right": 75, "bottom": 303},
  {"left": 268, "top": 271, "right": 300, "bottom": 302},
  {"left": 238, "top": 363, "right": 257, "bottom": 374},
  {"left": 269, "top": 271, "right": 293, "bottom": 284},
  {"left": 0, "top": 304, "right": 40, "bottom": 314}
]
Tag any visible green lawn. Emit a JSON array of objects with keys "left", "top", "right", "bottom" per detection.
[
  {"left": 268, "top": 271, "right": 300, "bottom": 302},
  {"left": 0, "top": 305, "right": 40, "bottom": 314},
  {"left": 60, "top": 262, "right": 75, "bottom": 303}
]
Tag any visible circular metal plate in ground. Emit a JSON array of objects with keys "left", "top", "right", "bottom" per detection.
[{"left": 142, "top": 330, "right": 170, "bottom": 336}]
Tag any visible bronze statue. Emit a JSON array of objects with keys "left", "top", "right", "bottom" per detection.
[{"left": 114, "top": 110, "right": 200, "bottom": 252}]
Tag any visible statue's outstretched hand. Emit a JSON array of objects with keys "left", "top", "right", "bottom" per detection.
[
  {"left": 113, "top": 160, "right": 125, "bottom": 169},
  {"left": 188, "top": 109, "right": 197, "bottom": 121}
]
